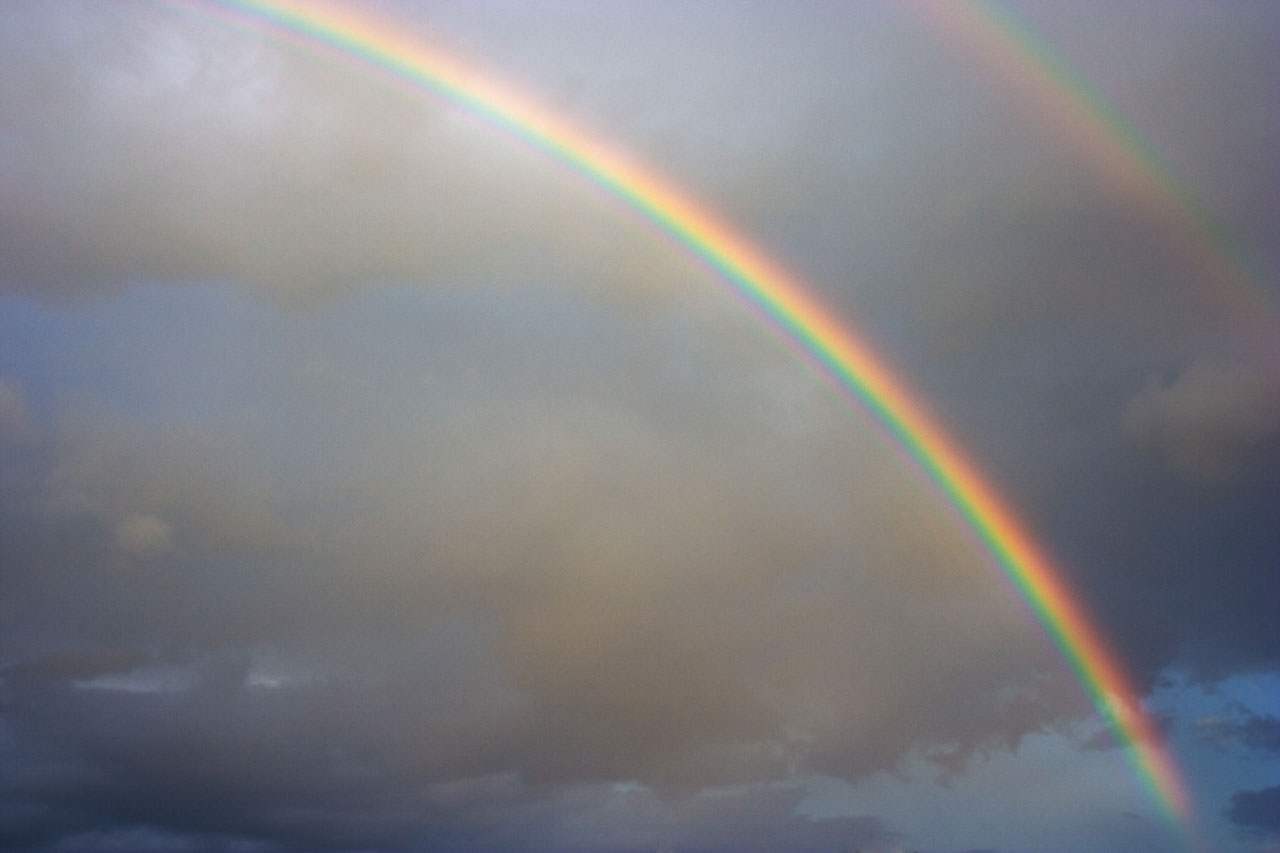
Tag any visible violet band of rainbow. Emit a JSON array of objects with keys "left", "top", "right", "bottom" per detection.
[{"left": 181, "top": 0, "right": 1196, "bottom": 832}]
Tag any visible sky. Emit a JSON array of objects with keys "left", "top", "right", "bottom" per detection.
[{"left": 0, "top": 1, "right": 1277, "bottom": 851}]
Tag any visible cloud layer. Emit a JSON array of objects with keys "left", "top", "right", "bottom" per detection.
[{"left": 2, "top": 1, "right": 1277, "bottom": 850}]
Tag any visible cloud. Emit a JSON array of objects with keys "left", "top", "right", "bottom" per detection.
[
  {"left": 1195, "top": 702, "right": 1280, "bottom": 756},
  {"left": 2, "top": 373, "right": 1064, "bottom": 773},
  {"left": 1123, "top": 360, "right": 1280, "bottom": 481},
  {"left": 0, "top": 289, "right": 1082, "bottom": 848},
  {"left": 2, "top": 1, "right": 1279, "bottom": 849},
  {"left": 0, "top": 684, "right": 894, "bottom": 853},
  {"left": 113, "top": 513, "right": 175, "bottom": 558},
  {"left": 2, "top": 631, "right": 906, "bottom": 849},
  {"left": 1224, "top": 784, "right": 1280, "bottom": 839},
  {"left": 0, "top": 377, "right": 39, "bottom": 444},
  {"left": 0, "top": 647, "right": 155, "bottom": 685},
  {"left": 39, "top": 826, "right": 278, "bottom": 853},
  {"left": 0, "top": 1, "right": 701, "bottom": 309}
]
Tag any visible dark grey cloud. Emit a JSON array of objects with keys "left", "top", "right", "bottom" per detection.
[
  {"left": 1124, "top": 361, "right": 1280, "bottom": 482},
  {"left": 1, "top": 664, "right": 893, "bottom": 851},
  {"left": 0, "top": 347, "right": 1063, "bottom": 770},
  {"left": 0, "top": 647, "right": 156, "bottom": 684},
  {"left": 1195, "top": 702, "right": 1280, "bottom": 757},
  {"left": 0, "top": 378, "right": 38, "bottom": 443},
  {"left": 0, "top": 280, "right": 1069, "bottom": 851},
  {"left": 1224, "top": 784, "right": 1280, "bottom": 839}
]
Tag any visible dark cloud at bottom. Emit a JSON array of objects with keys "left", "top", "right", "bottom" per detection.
[{"left": 1, "top": 671, "right": 893, "bottom": 851}]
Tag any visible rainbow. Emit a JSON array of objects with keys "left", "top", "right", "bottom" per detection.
[{"left": 182, "top": 0, "right": 1196, "bottom": 832}]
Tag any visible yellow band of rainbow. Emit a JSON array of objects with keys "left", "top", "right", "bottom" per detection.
[{"left": 181, "top": 0, "right": 1196, "bottom": 833}]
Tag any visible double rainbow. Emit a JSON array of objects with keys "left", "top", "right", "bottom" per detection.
[{"left": 186, "top": 0, "right": 1196, "bottom": 832}]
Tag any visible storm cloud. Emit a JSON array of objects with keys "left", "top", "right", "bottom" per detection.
[{"left": 2, "top": 1, "right": 1277, "bottom": 851}]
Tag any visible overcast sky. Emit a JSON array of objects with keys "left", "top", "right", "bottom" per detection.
[{"left": 1, "top": 2, "right": 1277, "bottom": 851}]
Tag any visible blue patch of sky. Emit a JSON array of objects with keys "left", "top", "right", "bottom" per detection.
[{"left": 1150, "top": 671, "right": 1280, "bottom": 845}]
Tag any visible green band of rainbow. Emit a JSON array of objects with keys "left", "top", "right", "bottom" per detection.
[{"left": 183, "top": 0, "right": 1195, "bottom": 831}]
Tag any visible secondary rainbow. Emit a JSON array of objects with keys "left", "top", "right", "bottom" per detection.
[
  {"left": 917, "top": 0, "right": 1279, "bottom": 367},
  {"left": 183, "top": 0, "right": 1195, "bottom": 831}
]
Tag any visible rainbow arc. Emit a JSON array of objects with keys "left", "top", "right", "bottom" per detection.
[{"left": 183, "top": 0, "right": 1199, "bottom": 834}]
